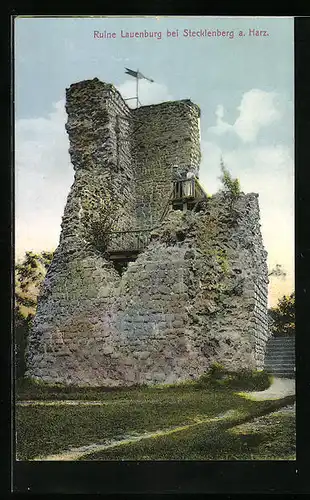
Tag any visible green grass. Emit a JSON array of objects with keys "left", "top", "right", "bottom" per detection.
[
  {"left": 16, "top": 369, "right": 292, "bottom": 461},
  {"left": 83, "top": 403, "right": 295, "bottom": 461},
  {"left": 15, "top": 378, "right": 294, "bottom": 461},
  {"left": 15, "top": 377, "right": 142, "bottom": 401},
  {"left": 15, "top": 386, "right": 251, "bottom": 460}
]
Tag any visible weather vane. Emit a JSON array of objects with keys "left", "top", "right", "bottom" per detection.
[{"left": 124, "top": 68, "right": 154, "bottom": 108}]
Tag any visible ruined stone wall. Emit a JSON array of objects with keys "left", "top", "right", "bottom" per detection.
[
  {"left": 132, "top": 101, "right": 201, "bottom": 228},
  {"left": 26, "top": 191, "right": 269, "bottom": 386},
  {"left": 64, "top": 78, "right": 136, "bottom": 240},
  {"left": 25, "top": 78, "right": 269, "bottom": 386}
]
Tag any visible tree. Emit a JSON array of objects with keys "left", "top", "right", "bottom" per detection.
[
  {"left": 268, "top": 263, "right": 287, "bottom": 280},
  {"left": 268, "top": 292, "right": 295, "bottom": 337},
  {"left": 219, "top": 157, "right": 241, "bottom": 200},
  {"left": 14, "top": 250, "right": 54, "bottom": 378}
]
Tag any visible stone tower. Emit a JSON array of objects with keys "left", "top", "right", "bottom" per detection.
[{"left": 25, "top": 78, "right": 269, "bottom": 386}]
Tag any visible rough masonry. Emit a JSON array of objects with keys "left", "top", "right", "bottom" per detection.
[{"left": 25, "top": 78, "right": 269, "bottom": 386}]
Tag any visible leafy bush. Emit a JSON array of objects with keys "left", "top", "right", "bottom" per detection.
[
  {"left": 219, "top": 158, "right": 241, "bottom": 200},
  {"left": 196, "top": 363, "right": 271, "bottom": 391},
  {"left": 15, "top": 250, "right": 54, "bottom": 379},
  {"left": 268, "top": 263, "right": 287, "bottom": 279},
  {"left": 268, "top": 292, "right": 295, "bottom": 337},
  {"left": 15, "top": 312, "right": 31, "bottom": 379}
]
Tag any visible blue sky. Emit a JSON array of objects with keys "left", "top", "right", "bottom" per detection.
[{"left": 14, "top": 16, "right": 294, "bottom": 306}]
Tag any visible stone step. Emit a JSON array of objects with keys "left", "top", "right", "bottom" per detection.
[
  {"left": 266, "top": 344, "right": 295, "bottom": 347},
  {"left": 268, "top": 336, "right": 295, "bottom": 339},
  {"left": 268, "top": 366, "right": 295, "bottom": 370},
  {"left": 265, "top": 365, "right": 295, "bottom": 370},
  {"left": 265, "top": 352, "right": 295, "bottom": 357},
  {"left": 265, "top": 366, "right": 295, "bottom": 370},
  {"left": 265, "top": 352, "right": 295, "bottom": 356},
  {"left": 265, "top": 363, "right": 295, "bottom": 368},
  {"left": 265, "top": 354, "right": 296, "bottom": 360},
  {"left": 264, "top": 358, "right": 295, "bottom": 364},
  {"left": 265, "top": 366, "right": 295, "bottom": 371},
  {"left": 266, "top": 349, "right": 295, "bottom": 356},
  {"left": 265, "top": 360, "right": 295, "bottom": 364},
  {"left": 267, "top": 340, "right": 295, "bottom": 345},
  {"left": 266, "top": 372, "right": 295, "bottom": 377},
  {"left": 267, "top": 338, "right": 295, "bottom": 342},
  {"left": 265, "top": 354, "right": 295, "bottom": 361},
  {"left": 267, "top": 341, "right": 295, "bottom": 348}
]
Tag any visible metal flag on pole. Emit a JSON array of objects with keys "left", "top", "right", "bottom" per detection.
[{"left": 124, "top": 68, "right": 154, "bottom": 108}]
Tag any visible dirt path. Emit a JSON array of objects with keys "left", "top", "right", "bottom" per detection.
[
  {"left": 17, "top": 400, "right": 127, "bottom": 407},
  {"left": 31, "top": 412, "right": 233, "bottom": 461},
  {"left": 18, "top": 379, "right": 295, "bottom": 461},
  {"left": 29, "top": 394, "right": 295, "bottom": 461},
  {"left": 239, "top": 377, "right": 295, "bottom": 401}
]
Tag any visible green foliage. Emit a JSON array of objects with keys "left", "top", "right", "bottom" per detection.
[
  {"left": 14, "top": 250, "right": 54, "bottom": 378},
  {"left": 219, "top": 157, "right": 241, "bottom": 199},
  {"left": 215, "top": 248, "right": 230, "bottom": 275},
  {"left": 84, "top": 402, "right": 295, "bottom": 461},
  {"left": 15, "top": 311, "right": 31, "bottom": 379},
  {"left": 268, "top": 264, "right": 287, "bottom": 280},
  {"left": 81, "top": 193, "right": 120, "bottom": 253},
  {"left": 196, "top": 363, "right": 271, "bottom": 391},
  {"left": 268, "top": 292, "right": 295, "bottom": 337},
  {"left": 15, "top": 250, "right": 53, "bottom": 315},
  {"left": 16, "top": 381, "right": 289, "bottom": 460}
]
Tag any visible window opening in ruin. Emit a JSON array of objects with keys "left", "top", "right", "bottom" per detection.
[
  {"left": 176, "top": 230, "right": 186, "bottom": 242},
  {"left": 112, "top": 259, "right": 132, "bottom": 276},
  {"left": 172, "top": 203, "right": 183, "bottom": 211}
]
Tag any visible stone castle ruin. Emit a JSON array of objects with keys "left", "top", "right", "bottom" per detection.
[{"left": 25, "top": 78, "right": 269, "bottom": 386}]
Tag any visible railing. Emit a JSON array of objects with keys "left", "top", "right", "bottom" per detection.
[
  {"left": 106, "top": 229, "right": 152, "bottom": 253},
  {"left": 105, "top": 177, "right": 207, "bottom": 256},
  {"left": 172, "top": 177, "right": 207, "bottom": 200}
]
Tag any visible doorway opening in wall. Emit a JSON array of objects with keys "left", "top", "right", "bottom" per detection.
[
  {"left": 172, "top": 202, "right": 183, "bottom": 211},
  {"left": 172, "top": 200, "right": 204, "bottom": 213},
  {"left": 110, "top": 255, "right": 138, "bottom": 277},
  {"left": 113, "top": 260, "right": 129, "bottom": 276}
]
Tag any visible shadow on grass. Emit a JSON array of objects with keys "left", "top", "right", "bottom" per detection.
[
  {"left": 83, "top": 408, "right": 295, "bottom": 461},
  {"left": 15, "top": 369, "right": 291, "bottom": 461}
]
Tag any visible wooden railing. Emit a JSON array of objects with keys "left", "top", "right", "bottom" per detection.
[
  {"left": 105, "top": 177, "right": 207, "bottom": 256},
  {"left": 172, "top": 177, "right": 207, "bottom": 200}
]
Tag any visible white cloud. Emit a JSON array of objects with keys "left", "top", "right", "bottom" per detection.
[
  {"left": 209, "top": 89, "right": 282, "bottom": 143},
  {"left": 111, "top": 56, "right": 129, "bottom": 62},
  {"left": 15, "top": 85, "right": 293, "bottom": 306},
  {"left": 15, "top": 99, "right": 73, "bottom": 258},
  {"left": 199, "top": 140, "right": 294, "bottom": 306},
  {"left": 208, "top": 105, "right": 233, "bottom": 136},
  {"left": 15, "top": 80, "right": 173, "bottom": 258},
  {"left": 117, "top": 79, "right": 172, "bottom": 108}
]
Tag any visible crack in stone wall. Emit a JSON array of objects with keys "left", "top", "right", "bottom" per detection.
[{"left": 25, "top": 78, "right": 269, "bottom": 386}]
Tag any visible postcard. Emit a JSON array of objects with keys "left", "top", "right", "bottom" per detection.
[{"left": 14, "top": 14, "right": 295, "bottom": 475}]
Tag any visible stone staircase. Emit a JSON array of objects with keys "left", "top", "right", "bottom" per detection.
[{"left": 264, "top": 336, "right": 295, "bottom": 378}]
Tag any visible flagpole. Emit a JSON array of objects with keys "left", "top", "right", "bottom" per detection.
[
  {"left": 136, "top": 68, "right": 139, "bottom": 108},
  {"left": 124, "top": 67, "right": 154, "bottom": 107}
]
